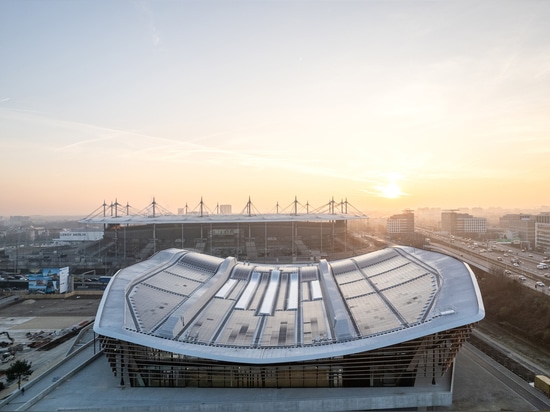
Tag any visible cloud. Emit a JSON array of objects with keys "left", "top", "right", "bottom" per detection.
[{"left": 138, "top": 1, "right": 161, "bottom": 47}]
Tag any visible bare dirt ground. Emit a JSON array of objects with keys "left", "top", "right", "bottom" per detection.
[
  {"left": 0, "top": 296, "right": 101, "bottom": 318},
  {"left": 0, "top": 297, "right": 102, "bottom": 398}
]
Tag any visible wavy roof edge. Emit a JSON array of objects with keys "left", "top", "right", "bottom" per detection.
[{"left": 94, "top": 246, "right": 484, "bottom": 364}]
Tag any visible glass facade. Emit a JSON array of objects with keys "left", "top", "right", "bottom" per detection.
[{"left": 100, "top": 324, "right": 473, "bottom": 389}]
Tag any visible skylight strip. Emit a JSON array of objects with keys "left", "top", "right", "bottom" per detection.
[
  {"left": 287, "top": 272, "right": 299, "bottom": 310},
  {"left": 259, "top": 270, "right": 280, "bottom": 315},
  {"left": 215, "top": 278, "right": 238, "bottom": 299},
  {"left": 235, "top": 272, "right": 261, "bottom": 310}
]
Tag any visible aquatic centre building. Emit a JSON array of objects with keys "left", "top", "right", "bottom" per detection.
[{"left": 94, "top": 245, "right": 484, "bottom": 410}]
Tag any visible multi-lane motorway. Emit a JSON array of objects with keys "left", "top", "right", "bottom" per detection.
[{"left": 423, "top": 233, "right": 549, "bottom": 295}]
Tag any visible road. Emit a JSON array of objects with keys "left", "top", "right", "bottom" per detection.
[{"left": 426, "top": 238, "right": 550, "bottom": 295}]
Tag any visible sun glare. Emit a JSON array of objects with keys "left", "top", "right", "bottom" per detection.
[{"left": 381, "top": 182, "right": 402, "bottom": 199}]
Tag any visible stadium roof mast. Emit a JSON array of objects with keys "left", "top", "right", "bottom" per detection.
[
  {"left": 244, "top": 196, "right": 254, "bottom": 217},
  {"left": 81, "top": 196, "right": 368, "bottom": 222}
]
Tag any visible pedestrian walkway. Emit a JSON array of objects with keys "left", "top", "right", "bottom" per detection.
[{"left": 0, "top": 331, "right": 101, "bottom": 411}]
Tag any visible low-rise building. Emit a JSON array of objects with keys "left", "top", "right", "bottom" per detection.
[{"left": 94, "top": 246, "right": 484, "bottom": 410}]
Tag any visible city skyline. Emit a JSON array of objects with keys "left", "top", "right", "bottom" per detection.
[{"left": 2, "top": 1, "right": 550, "bottom": 216}]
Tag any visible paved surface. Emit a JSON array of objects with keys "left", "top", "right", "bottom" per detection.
[
  {"left": 1, "top": 298, "right": 550, "bottom": 411},
  {"left": 447, "top": 344, "right": 550, "bottom": 411},
  {"left": 0, "top": 339, "right": 548, "bottom": 411},
  {"left": 0, "top": 340, "right": 101, "bottom": 411}
]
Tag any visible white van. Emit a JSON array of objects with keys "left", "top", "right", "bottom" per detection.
[{"left": 537, "top": 263, "right": 549, "bottom": 270}]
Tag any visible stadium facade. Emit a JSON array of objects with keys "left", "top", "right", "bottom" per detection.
[
  {"left": 79, "top": 198, "right": 370, "bottom": 264},
  {"left": 94, "top": 245, "right": 484, "bottom": 411}
]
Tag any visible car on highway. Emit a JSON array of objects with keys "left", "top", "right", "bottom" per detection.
[{"left": 535, "top": 281, "right": 545, "bottom": 288}]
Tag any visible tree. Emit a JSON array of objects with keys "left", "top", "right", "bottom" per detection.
[{"left": 6, "top": 359, "right": 33, "bottom": 389}]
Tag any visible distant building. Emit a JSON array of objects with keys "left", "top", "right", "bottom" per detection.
[
  {"left": 505, "top": 214, "right": 535, "bottom": 250},
  {"left": 9, "top": 216, "right": 31, "bottom": 227},
  {"left": 535, "top": 222, "right": 550, "bottom": 253},
  {"left": 57, "top": 230, "right": 103, "bottom": 243},
  {"left": 441, "top": 211, "right": 486, "bottom": 236},
  {"left": 499, "top": 214, "right": 522, "bottom": 230},
  {"left": 219, "top": 204, "right": 232, "bottom": 214},
  {"left": 386, "top": 209, "right": 414, "bottom": 237},
  {"left": 80, "top": 198, "right": 368, "bottom": 262},
  {"left": 500, "top": 213, "right": 550, "bottom": 251}
]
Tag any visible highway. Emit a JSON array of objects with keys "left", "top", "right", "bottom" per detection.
[{"left": 423, "top": 233, "right": 550, "bottom": 296}]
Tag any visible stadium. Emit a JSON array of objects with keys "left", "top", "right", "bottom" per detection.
[
  {"left": 79, "top": 197, "right": 372, "bottom": 269},
  {"left": 93, "top": 241, "right": 484, "bottom": 410}
]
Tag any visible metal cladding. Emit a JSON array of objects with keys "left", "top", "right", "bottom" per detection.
[{"left": 94, "top": 246, "right": 485, "bottom": 364}]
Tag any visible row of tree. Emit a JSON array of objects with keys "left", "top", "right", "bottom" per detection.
[{"left": 476, "top": 266, "right": 550, "bottom": 346}]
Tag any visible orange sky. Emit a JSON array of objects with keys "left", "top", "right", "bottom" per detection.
[{"left": 1, "top": 1, "right": 549, "bottom": 217}]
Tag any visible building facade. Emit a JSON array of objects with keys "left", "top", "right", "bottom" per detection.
[
  {"left": 500, "top": 213, "right": 550, "bottom": 252},
  {"left": 441, "top": 211, "right": 487, "bottom": 236},
  {"left": 386, "top": 210, "right": 415, "bottom": 236},
  {"left": 94, "top": 246, "right": 484, "bottom": 410},
  {"left": 535, "top": 222, "right": 550, "bottom": 253}
]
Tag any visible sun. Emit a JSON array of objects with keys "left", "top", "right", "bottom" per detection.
[{"left": 380, "top": 181, "right": 402, "bottom": 199}]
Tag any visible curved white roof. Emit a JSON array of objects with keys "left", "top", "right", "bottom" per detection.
[{"left": 94, "top": 246, "right": 484, "bottom": 364}]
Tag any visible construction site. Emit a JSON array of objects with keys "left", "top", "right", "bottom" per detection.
[{"left": 0, "top": 295, "right": 99, "bottom": 393}]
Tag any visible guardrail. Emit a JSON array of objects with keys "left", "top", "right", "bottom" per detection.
[{"left": 0, "top": 336, "right": 102, "bottom": 411}]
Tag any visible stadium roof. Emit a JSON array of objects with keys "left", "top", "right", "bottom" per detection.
[
  {"left": 94, "top": 246, "right": 484, "bottom": 364},
  {"left": 79, "top": 197, "right": 368, "bottom": 225},
  {"left": 80, "top": 212, "right": 367, "bottom": 225}
]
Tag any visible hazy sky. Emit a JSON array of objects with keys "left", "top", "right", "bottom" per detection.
[{"left": 1, "top": 1, "right": 549, "bottom": 217}]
